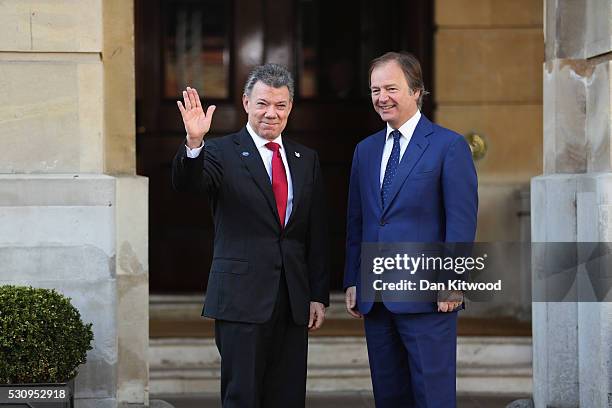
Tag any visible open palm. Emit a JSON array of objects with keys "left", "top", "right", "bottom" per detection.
[{"left": 177, "top": 87, "right": 216, "bottom": 145}]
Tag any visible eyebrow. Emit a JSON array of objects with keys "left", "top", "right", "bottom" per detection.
[
  {"left": 371, "top": 83, "right": 398, "bottom": 88},
  {"left": 256, "top": 99, "right": 288, "bottom": 106}
]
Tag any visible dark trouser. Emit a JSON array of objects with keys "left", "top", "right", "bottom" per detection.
[
  {"left": 214, "top": 273, "right": 308, "bottom": 408},
  {"left": 364, "top": 302, "right": 458, "bottom": 408}
]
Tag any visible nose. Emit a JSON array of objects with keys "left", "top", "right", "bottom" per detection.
[
  {"left": 378, "top": 89, "right": 389, "bottom": 102},
  {"left": 264, "top": 106, "right": 278, "bottom": 118}
]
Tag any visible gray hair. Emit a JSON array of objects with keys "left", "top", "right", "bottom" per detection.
[{"left": 243, "top": 63, "right": 295, "bottom": 100}]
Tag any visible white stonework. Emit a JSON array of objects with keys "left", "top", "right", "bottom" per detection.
[{"left": 149, "top": 335, "right": 532, "bottom": 396}]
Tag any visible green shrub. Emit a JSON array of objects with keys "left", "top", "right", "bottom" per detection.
[{"left": 0, "top": 285, "right": 94, "bottom": 383}]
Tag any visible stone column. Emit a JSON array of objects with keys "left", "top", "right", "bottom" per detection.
[
  {"left": 532, "top": 1, "right": 612, "bottom": 407},
  {"left": 0, "top": 1, "right": 148, "bottom": 408},
  {"left": 434, "top": 0, "right": 543, "bottom": 319}
]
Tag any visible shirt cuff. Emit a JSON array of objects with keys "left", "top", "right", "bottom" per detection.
[{"left": 185, "top": 138, "right": 204, "bottom": 158}]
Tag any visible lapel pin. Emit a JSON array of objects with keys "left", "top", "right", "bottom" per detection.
[
  {"left": 241, "top": 151, "right": 250, "bottom": 157},
  {"left": 294, "top": 152, "right": 301, "bottom": 158}
]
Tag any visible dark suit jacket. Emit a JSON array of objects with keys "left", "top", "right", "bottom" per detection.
[
  {"left": 172, "top": 127, "right": 329, "bottom": 325},
  {"left": 343, "top": 114, "right": 478, "bottom": 314}
]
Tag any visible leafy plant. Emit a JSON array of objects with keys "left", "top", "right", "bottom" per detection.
[{"left": 0, "top": 285, "right": 94, "bottom": 383}]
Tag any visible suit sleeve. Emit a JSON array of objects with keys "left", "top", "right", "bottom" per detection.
[
  {"left": 343, "top": 145, "right": 363, "bottom": 290},
  {"left": 439, "top": 135, "right": 478, "bottom": 287},
  {"left": 442, "top": 135, "right": 478, "bottom": 243},
  {"left": 171, "top": 138, "right": 224, "bottom": 195},
  {"left": 307, "top": 152, "right": 330, "bottom": 306}
]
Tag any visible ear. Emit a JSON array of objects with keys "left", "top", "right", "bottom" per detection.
[
  {"left": 242, "top": 94, "right": 249, "bottom": 114},
  {"left": 286, "top": 99, "right": 293, "bottom": 116}
]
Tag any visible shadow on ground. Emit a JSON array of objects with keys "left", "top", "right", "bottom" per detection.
[{"left": 156, "top": 392, "right": 526, "bottom": 408}]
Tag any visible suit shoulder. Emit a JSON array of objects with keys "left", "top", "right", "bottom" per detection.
[
  {"left": 205, "top": 133, "right": 236, "bottom": 147},
  {"left": 356, "top": 129, "right": 385, "bottom": 150},
  {"left": 430, "top": 122, "right": 466, "bottom": 147},
  {"left": 203, "top": 132, "right": 245, "bottom": 156}
]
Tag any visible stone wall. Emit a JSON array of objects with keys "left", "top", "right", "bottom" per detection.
[
  {"left": 434, "top": 0, "right": 543, "bottom": 319},
  {"left": 531, "top": 1, "right": 612, "bottom": 407},
  {"left": 0, "top": 1, "right": 148, "bottom": 407}
]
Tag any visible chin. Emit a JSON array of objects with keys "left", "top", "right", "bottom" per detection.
[
  {"left": 379, "top": 112, "right": 396, "bottom": 122},
  {"left": 261, "top": 131, "right": 279, "bottom": 140}
]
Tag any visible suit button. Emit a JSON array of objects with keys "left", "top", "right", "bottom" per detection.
[{"left": 380, "top": 220, "right": 386, "bottom": 226}]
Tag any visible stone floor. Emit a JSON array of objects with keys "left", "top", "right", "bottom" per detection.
[{"left": 157, "top": 392, "right": 526, "bottom": 408}]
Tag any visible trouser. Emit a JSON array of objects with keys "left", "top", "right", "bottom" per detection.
[
  {"left": 364, "top": 302, "right": 458, "bottom": 408},
  {"left": 214, "top": 272, "right": 308, "bottom": 408}
]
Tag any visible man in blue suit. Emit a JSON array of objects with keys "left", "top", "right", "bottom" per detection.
[{"left": 344, "top": 52, "right": 478, "bottom": 407}]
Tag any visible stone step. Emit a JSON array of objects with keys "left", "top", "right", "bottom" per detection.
[{"left": 150, "top": 336, "right": 532, "bottom": 396}]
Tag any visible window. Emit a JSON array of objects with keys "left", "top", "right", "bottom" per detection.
[{"left": 163, "top": 0, "right": 231, "bottom": 99}]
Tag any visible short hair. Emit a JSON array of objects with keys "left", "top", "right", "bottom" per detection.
[
  {"left": 243, "top": 63, "right": 295, "bottom": 100},
  {"left": 369, "top": 52, "right": 430, "bottom": 109}
]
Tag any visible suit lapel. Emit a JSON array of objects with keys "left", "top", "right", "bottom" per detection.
[
  {"left": 381, "top": 115, "right": 433, "bottom": 216},
  {"left": 369, "top": 129, "right": 387, "bottom": 212},
  {"left": 233, "top": 128, "right": 280, "bottom": 228},
  {"left": 283, "top": 138, "right": 305, "bottom": 229}
]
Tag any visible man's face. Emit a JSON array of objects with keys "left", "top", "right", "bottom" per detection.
[
  {"left": 243, "top": 81, "right": 293, "bottom": 140},
  {"left": 370, "top": 61, "right": 420, "bottom": 129}
]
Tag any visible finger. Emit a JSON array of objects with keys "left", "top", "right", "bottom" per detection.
[
  {"left": 192, "top": 88, "right": 203, "bottom": 108},
  {"left": 187, "top": 87, "right": 198, "bottom": 110},
  {"left": 314, "top": 310, "right": 325, "bottom": 330},
  {"left": 183, "top": 90, "right": 192, "bottom": 110},
  {"left": 189, "top": 87, "right": 199, "bottom": 111},
  {"left": 346, "top": 296, "right": 357, "bottom": 316},
  {"left": 347, "top": 307, "right": 362, "bottom": 319},
  {"left": 309, "top": 311, "right": 318, "bottom": 331},
  {"left": 177, "top": 101, "right": 186, "bottom": 115},
  {"left": 308, "top": 308, "right": 315, "bottom": 329},
  {"left": 345, "top": 293, "right": 353, "bottom": 310},
  {"left": 205, "top": 105, "right": 217, "bottom": 121}
]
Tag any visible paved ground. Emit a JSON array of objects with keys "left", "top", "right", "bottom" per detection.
[{"left": 157, "top": 392, "right": 526, "bottom": 408}]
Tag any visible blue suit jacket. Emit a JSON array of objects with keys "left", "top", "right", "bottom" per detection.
[{"left": 343, "top": 114, "right": 478, "bottom": 314}]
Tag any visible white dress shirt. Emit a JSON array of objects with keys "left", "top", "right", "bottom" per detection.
[
  {"left": 379, "top": 110, "right": 422, "bottom": 186},
  {"left": 185, "top": 123, "right": 294, "bottom": 225}
]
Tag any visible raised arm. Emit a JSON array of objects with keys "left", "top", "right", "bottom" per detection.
[{"left": 171, "top": 87, "right": 223, "bottom": 194}]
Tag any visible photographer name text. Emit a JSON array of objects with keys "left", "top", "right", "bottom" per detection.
[{"left": 372, "top": 279, "right": 502, "bottom": 291}]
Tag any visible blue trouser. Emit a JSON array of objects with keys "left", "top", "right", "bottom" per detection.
[{"left": 364, "top": 303, "right": 458, "bottom": 408}]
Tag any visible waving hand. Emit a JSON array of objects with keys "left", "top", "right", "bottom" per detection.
[{"left": 177, "top": 87, "right": 216, "bottom": 148}]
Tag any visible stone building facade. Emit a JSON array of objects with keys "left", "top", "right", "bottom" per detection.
[
  {"left": 3, "top": 0, "right": 611, "bottom": 407},
  {"left": 0, "top": 1, "right": 148, "bottom": 407}
]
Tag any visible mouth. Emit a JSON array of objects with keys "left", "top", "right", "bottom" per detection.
[{"left": 378, "top": 105, "right": 395, "bottom": 112}]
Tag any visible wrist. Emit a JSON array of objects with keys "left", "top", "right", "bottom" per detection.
[{"left": 186, "top": 137, "right": 203, "bottom": 149}]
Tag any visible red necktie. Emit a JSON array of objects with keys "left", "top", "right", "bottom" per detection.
[{"left": 265, "top": 142, "right": 288, "bottom": 227}]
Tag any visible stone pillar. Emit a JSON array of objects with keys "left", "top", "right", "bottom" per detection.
[
  {"left": 434, "top": 0, "right": 543, "bottom": 319},
  {"left": 0, "top": 1, "right": 148, "bottom": 408},
  {"left": 532, "top": 1, "right": 612, "bottom": 407}
]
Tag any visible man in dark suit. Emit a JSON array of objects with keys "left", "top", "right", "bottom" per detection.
[
  {"left": 344, "top": 52, "right": 478, "bottom": 407},
  {"left": 172, "top": 63, "right": 329, "bottom": 408}
]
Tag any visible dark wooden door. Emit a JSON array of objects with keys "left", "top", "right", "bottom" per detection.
[{"left": 136, "top": 0, "right": 433, "bottom": 293}]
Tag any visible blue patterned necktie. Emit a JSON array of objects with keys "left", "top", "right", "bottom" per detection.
[{"left": 381, "top": 130, "right": 402, "bottom": 207}]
